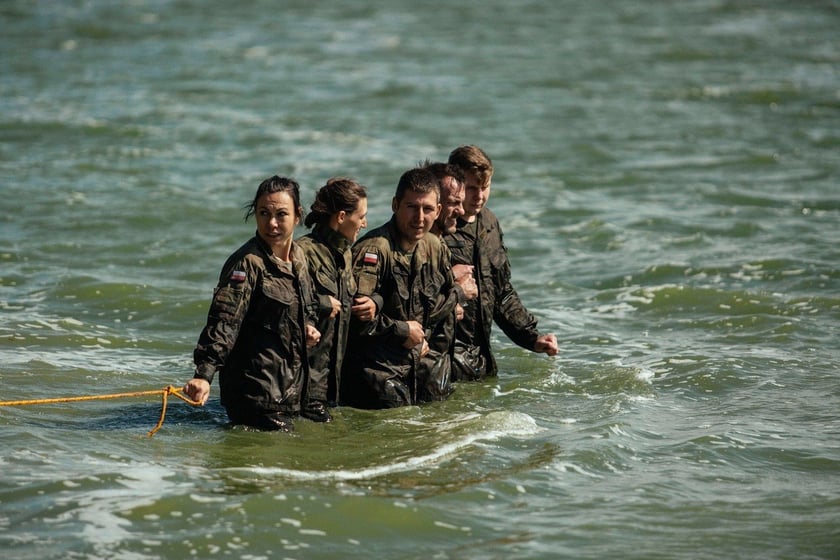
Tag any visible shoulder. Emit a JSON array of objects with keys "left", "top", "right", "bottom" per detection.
[
  {"left": 215, "top": 238, "right": 266, "bottom": 287},
  {"left": 290, "top": 243, "right": 310, "bottom": 269},
  {"left": 295, "top": 234, "right": 329, "bottom": 259},
  {"left": 417, "top": 233, "right": 448, "bottom": 265},
  {"left": 223, "top": 237, "right": 264, "bottom": 269},
  {"left": 295, "top": 233, "right": 315, "bottom": 249},
  {"left": 479, "top": 208, "right": 502, "bottom": 229},
  {"left": 422, "top": 232, "right": 444, "bottom": 249},
  {"left": 478, "top": 208, "right": 505, "bottom": 242},
  {"left": 353, "top": 224, "right": 392, "bottom": 253}
]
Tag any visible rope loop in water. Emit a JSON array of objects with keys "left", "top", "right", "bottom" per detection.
[{"left": 0, "top": 385, "right": 202, "bottom": 437}]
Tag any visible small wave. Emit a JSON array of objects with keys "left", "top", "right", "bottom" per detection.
[{"left": 224, "top": 410, "right": 541, "bottom": 482}]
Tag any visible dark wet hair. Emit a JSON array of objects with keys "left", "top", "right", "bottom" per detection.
[
  {"left": 304, "top": 177, "right": 368, "bottom": 229},
  {"left": 394, "top": 167, "right": 440, "bottom": 203},
  {"left": 420, "top": 159, "right": 466, "bottom": 185},
  {"left": 243, "top": 175, "right": 304, "bottom": 222}
]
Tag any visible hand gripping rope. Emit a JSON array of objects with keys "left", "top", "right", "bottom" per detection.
[{"left": 0, "top": 385, "right": 202, "bottom": 437}]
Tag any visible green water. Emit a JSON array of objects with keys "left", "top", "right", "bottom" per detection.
[{"left": 1, "top": 1, "right": 839, "bottom": 558}]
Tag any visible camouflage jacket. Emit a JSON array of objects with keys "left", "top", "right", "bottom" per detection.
[
  {"left": 341, "top": 218, "right": 460, "bottom": 408},
  {"left": 193, "top": 235, "right": 318, "bottom": 416},
  {"left": 445, "top": 208, "right": 540, "bottom": 379},
  {"left": 296, "top": 224, "right": 357, "bottom": 405}
]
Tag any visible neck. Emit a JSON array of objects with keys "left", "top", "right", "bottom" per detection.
[
  {"left": 399, "top": 238, "right": 418, "bottom": 252},
  {"left": 266, "top": 236, "right": 293, "bottom": 261}
]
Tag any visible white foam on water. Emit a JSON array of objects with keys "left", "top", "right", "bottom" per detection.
[
  {"left": 48, "top": 463, "right": 182, "bottom": 553},
  {"left": 226, "top": 410, "right": 541, "bottom": 482}
]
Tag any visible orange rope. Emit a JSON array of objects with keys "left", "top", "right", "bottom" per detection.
[{"left": 0, "top": 385, "right": 202, "bottom": 437}]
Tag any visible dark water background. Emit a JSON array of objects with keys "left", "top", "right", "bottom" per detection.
[{"left": 2, "top": 1, "right": 839, "bottom": 558}]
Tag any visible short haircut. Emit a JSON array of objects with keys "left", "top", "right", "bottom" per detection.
[
  {"left": 394, "top": 167, "right": 440, "bottom": 203},
  {"left": 447, "top": 145, "right": 493, "bottom": 187},
  {"left": 420, "top": 160, "right": 466, "bottom": 185}
]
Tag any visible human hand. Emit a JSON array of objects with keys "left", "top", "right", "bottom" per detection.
[
  {"left": 306, "top": 324, "right": 321, "bottom": 348},
  {"left": 351, "top": 296, "right": 377, "bottom": 322},
  {"left": 402, "top": 320, "right": 426, "bottom": 348},
  {"left": 452, "top": 264, "right": 473, "bottom": 281},
  {"left": 455, "top": 303, "right": 464, "bottom": 321},
  {"left": 327, "top": 295, "right": 342, "bottom": 319},
  {"left": 452, "top": 265, "right": 477, "bottom": 300},
  {"left": 183, "top": 378, "right": 210, "bottom": 406},
  {"left": 534, "top": 333, "right": 558, "bottom": 357},
  {"left": 458, "top": 275, "right": 477, "bottom": 300}
]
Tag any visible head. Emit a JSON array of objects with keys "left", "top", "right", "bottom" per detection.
[
  {"left": 423, "top": 161, "right": 465, "bottom": 236},
  {"left": 447, "top": 145, "right": 493, "bottom": 219},
  {"left": 244, "top": 175, "right": 304, "bottom": 246},
  {"left": 392, "top": 167, "right": 441, "bottom": 250},
  {"left": 305, "top": 177, "right": 368, "bottom": 242}
]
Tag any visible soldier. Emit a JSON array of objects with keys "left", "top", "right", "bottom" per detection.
[
  {"left": 340, "top": 167, "right": 464, "bottom": 409},
  {"left": 446, "top": 146, "right": 558, "bottom": 381},
  {"left": 184, "top": 176, "right": 321, "bottom": 432},
  {"left": 296, "top": 177, "right": 378, "bottom": 422}
]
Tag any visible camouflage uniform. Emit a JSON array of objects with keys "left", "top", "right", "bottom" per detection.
[
  {"left": 296, "top": 224, "right": 357, "bottom": 406},
  {"left": 341, "top": 218, "right": 461, "bottom": 409},
  {"left": 193, "top": 235, "right": 318, "bottom": 423},
  {"left": 445, "top": 208, "right": 541, "bottom": 380}
]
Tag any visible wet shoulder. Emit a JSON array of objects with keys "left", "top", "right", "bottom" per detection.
[
  {"left": 480, "top": 208, "right": 502, "bottom": 232},
  {"left": 295, "top": 234, "right": 332, "bottom": 264},
  {"left": 353, "top": 223, "right": 393, "bottom": 254}
]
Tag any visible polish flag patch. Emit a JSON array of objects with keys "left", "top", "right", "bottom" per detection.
[
  {"left": 230, "top": 270, "right": 247, "bottom": 282},
  {"left": 363, "top": 251, "right": 378, "bottom": 265}
]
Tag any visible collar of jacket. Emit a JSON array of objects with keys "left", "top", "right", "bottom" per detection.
[
  {"left": 253, "top": 233, "right": 305, "bottom": 272},
  {"left": 385, "top": 216, "right": 401, "bottom": 248},
  {"left": 312, "top": 223, "right": 352, "bottom": 254}
]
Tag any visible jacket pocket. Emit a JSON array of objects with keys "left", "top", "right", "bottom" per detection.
[
  {"left": 257, "top": 280, "right": 293, "bottom": 332},
  {"left": 314, "top": 269, "right": 338, "bottom": 296}
]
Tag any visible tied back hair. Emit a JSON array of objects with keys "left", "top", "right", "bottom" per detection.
[{"left": 304, "top": 177, "right": 368, "bottom": 229}]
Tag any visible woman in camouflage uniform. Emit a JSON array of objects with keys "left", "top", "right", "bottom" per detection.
[
  {"left": 296, "top": 178, "right": 377, "bottom": 422},
  {"left": 183, "top": 176, "right": 321, "bottom": 432}
]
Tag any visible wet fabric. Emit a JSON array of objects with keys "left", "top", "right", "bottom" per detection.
[
  {"left": 193, "top": 235, "right": 318, "bottom": 421},
  {"left": 341, "top": 218, "right": 459, "bottom": 409},
  {"left": 296, "top": 224, "right": 357, "bottom": 406},
  {"left": 445, "top": 208, "right": 541, "bottom": 379}
]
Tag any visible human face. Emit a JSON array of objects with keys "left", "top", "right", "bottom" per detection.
[
  {"left": 336, "top": 197, "right": 368, "bottom": 243},
  {"left": 255, "top": 191, "right": 300, "bottom": 250},
  {"left": 392, "top": 189, "right": 440, "bottom": 250},
  {"left": 462, "top": 170, "right": 491, "bottom": 220},
  {"left": 434, "top": 176, "right": 465, "bottom": 235}
]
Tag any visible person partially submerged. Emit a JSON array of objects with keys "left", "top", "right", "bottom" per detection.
[{"left": 183, "top": 176, "right": 321, "bottom": 432}]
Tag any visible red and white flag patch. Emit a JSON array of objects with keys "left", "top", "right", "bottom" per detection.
[
  {"left": 230, "top": 270, "right": 247, "bottom": 282},
  {"left": 363, "top": 251, "right": 378, "bottom": 265}
]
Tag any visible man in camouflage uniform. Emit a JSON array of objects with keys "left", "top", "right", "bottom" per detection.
[
  {"left": 446, "top": 146, "right": 558, "bottom": 380},
  {"left": 340, "top": 167, "right": 466, "bottom": 408}
]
